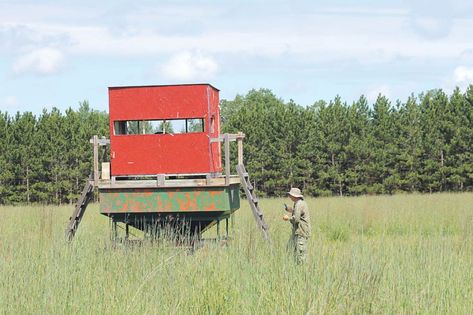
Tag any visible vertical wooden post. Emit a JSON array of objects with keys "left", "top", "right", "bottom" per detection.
[
  {"left": 93, "top": 135, "right": 99, "bottom": 186},
  {"left": 237, "top": 132, "right": 243, "bottom": 166},
  {"left": 225, "top": 217, "right": 229, "bottom": 238},
  {"left": 224, "top": 133, "right": 230, "bottom": 186},
  {"left": 111, "top": 219, "right": 117, "bottom": 242}
]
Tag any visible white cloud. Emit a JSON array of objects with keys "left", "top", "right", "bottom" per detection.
[
  {"left": 0, "top": 2, "right": 472, "bottom": 67},
  {"left": 1, "top": 1, "right": 473, "bottom": 110},
  {"left": 443, "top": 66, "right": 473, "bottom": 93},
  {"left": 160, "top": 51, "right": 218, "bottom": 81},
  {"left": 12, "top": 48, "right": 65, "bottom": 75},
  {"left": 454, "top": 66, "right": 473, "bottom": 84}
]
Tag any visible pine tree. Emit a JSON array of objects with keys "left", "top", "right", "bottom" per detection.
[
  {"left": 8, "top": 112, "right": 37, "bottom": 203},
  {"left": 396, "top": 95, "right": 423, "bottom": 192},
  {"left": 0, "top": 112, "right": 14, "bottom": 204},
  {"left": 419, "top": 90, "right": 450, "bottom": 193},
  {"left": 344, "top": 95, "right": 372, "bottom": 195},
  {"left": 315, "top": 96, "right": 352, "bottom": 196},
  {"left": 367, "top": 95, "right": 399, "bottom": 194},
  {"left": 449, "top": 86, "right": 473, "bottom": 190}
]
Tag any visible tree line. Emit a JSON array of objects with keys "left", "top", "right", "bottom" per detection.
[
  {"left": 0, "top": 102, "right": 108, "bottom": 204},
  {"left": 0, "top": 86, "right": 472, "bottom": 204},
  {"left": 222, "top": 86, "right": 473, "bottom": 196}
]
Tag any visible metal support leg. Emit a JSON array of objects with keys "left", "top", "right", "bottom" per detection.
[{"left": 125, "top": 223, "right": 129, "bottom": 240}]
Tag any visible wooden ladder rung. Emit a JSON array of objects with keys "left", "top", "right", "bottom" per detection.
[
  {"left": 236, "top": 163, "right": 270, "bottom": 242},
  {"left": 65, "top": 179, "right": 94, "bottom": 241}
]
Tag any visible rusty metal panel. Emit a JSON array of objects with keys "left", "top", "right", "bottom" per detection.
[
  {"left": 108, "top": 84, "right": 221, "bottom": 176},
  {"left": 99, "top": 184, "right": 240, "bottom": 214}
]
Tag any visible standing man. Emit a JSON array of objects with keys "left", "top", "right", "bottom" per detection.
[{"left": 283, "top": 187, "right": 311, "bottom": 264}]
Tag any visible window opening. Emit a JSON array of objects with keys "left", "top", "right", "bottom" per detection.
[
  {"left": 126, "top": 121, "right": 140, "bottom": 134},
  {"left": 167, "top": 119, "right": 186, "bottom": 134},
  {"left": 114, "top": 118, "right": 204, "bottom": 135},
  {"left": 187, "top": 118, "right": 204, "bottom": 133},
  {"left": 147, "top": 120, "right": 164, "bottom": 134},
  {"left": 114, "top": 121, "right": 127, "bottom": 135}
]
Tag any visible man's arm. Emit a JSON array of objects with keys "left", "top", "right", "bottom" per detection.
[
  {"left": 284, "top": 203, "right": 293, "bottom": 213},
  {"left": 290, "top": 202, "right": 301, "bottom": 224}
]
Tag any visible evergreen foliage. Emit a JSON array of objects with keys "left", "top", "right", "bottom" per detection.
[
  {"left": 223, "top": 86, "right": 473, "bottom": 196},
  {"left": 0, "top": 86, "right": 472, "bottom": 203},
  {"left": 0, "top": 102, "right": 108, "bottom": 204}
]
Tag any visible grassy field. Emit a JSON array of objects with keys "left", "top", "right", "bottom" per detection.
[{"left": 1, "top": 193, "right": 473, "bottom": 314}]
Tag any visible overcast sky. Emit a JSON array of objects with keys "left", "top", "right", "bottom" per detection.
[{"left": 1, "top": 0, "right": 473, "bottom": 113}]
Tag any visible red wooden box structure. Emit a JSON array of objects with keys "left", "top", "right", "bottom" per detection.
[
  {"left": 109, "top": 84, "right": 221, "bottom": 176},
  {"left": 65, "top": 84, "right": 269, "bottom": 242}
]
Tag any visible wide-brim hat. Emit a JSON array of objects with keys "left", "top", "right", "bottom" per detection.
[{"left": 287, "top": 187, "right": 303, "bottom": 198}]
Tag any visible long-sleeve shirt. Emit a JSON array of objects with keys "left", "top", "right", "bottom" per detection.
[{"left": 289, "top": 199, "right": 311, "bottom": 238}]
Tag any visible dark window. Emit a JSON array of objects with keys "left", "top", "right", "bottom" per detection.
[
  {"left": 187, "top": 118, "right": 204, "bottom": 133},
  {"left": 114, "top": 121, "right": 127, "bottom": 135},
  {"left": 114, "top": 118, "right": 205, "bottom": 135}
]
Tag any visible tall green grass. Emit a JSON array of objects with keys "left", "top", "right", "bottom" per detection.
[{"left": 1, "top": 193, "right": 473, "bottom": 314}]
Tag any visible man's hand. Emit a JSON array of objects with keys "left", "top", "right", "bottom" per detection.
[{"left": 283, "top": 214, "right": 289, "bottom": 221}]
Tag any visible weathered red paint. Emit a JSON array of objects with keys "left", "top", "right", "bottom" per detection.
[{"left": 108, "top": 84, "right": 221, "bottom": 176}]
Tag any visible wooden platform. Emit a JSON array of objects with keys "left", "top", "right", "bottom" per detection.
[{"left": 97, "top": 176, "right": 241, "bottom": 189}]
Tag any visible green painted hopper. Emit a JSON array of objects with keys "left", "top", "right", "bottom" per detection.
[{"left": 98, "top": 177, "right": 241, "bottom": 238}]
